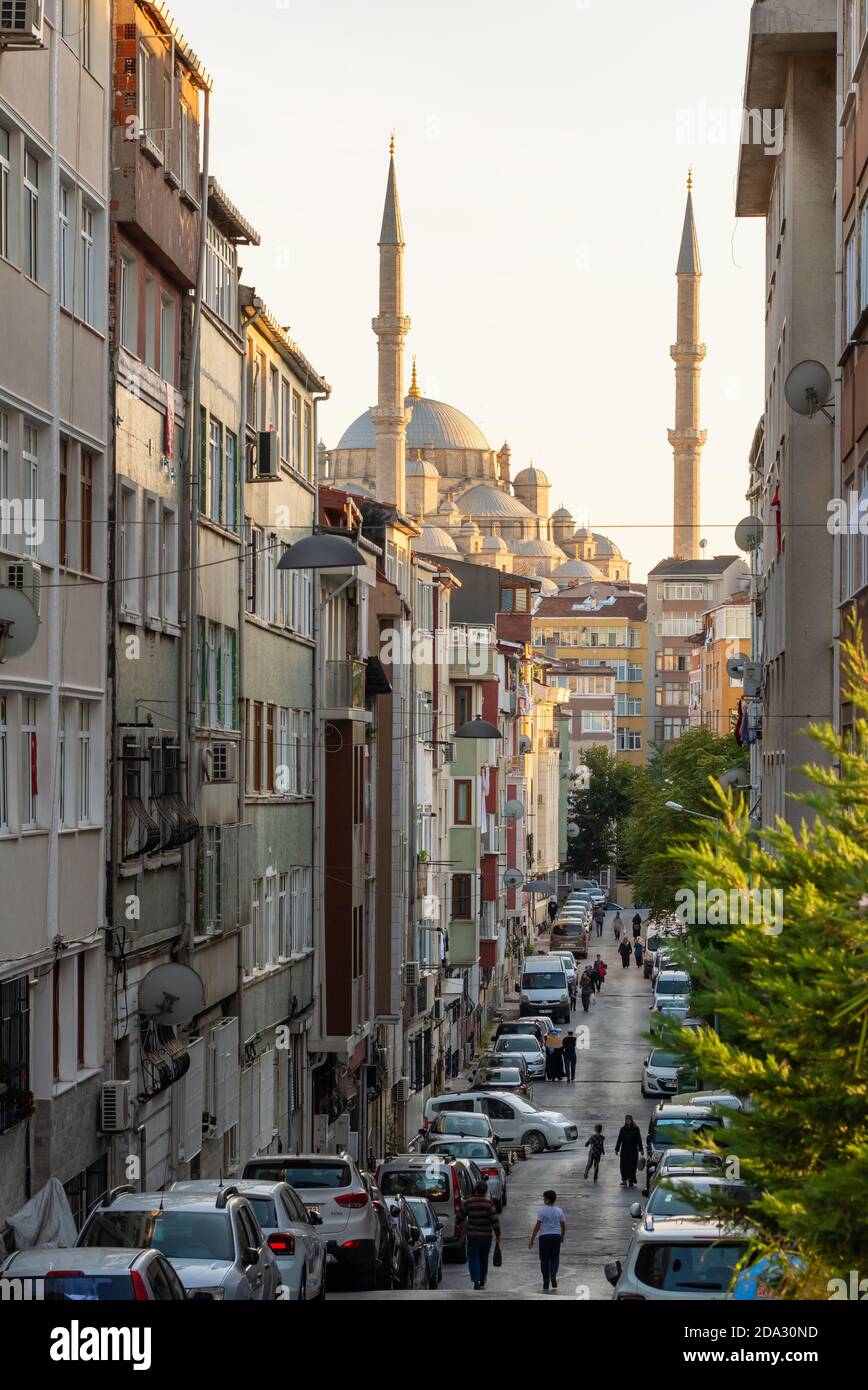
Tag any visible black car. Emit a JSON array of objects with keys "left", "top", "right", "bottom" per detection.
[
  {"left": 359, "top": 1171, "right": 394, "bottom": 1289},
  {"left": 385, "top": 1196, "right": 429, "bottom": 1289}
]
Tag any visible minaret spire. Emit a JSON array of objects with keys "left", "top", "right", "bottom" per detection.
[
  {"left": 408, "top": 355, "right": 421, "bottom": 398},
  {"left": 668, "top": 172, "right": 707, "bottom": 559},
  {"left": 371, "top": 136, "right": 411, "bottom": 511}
]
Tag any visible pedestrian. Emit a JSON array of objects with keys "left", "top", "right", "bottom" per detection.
[
  {"left": 562, "top": 1029, "right": 577, "bottom": 1082},
  {"left": 579, "top": 968, "right": 593, "bottom": 1012},
  {"left": 548, "top": 896, "right": 558, "bottom": 923},
  {"left": 618, "top": 938, "right": 632, "bottom": 969},
  {"left": 584, "top": 1123, "right": 605, "bottom": 1181},
  {"left": 545, "top": 1038, "right": 565, "bottom": 1082},
  {"left": 634, "top": 938, "right": 644, "bottom": 969},
  {"left": 592, "top": 954, "right": 605, "bottom": 992},
  {"left": 529, "top": 1189, "right": 566, "bottom": 1292},
  {"left": 615, "top": 1114, "right": 645, "bottom": 1188},
  {"left": 593, "top": 903, "right": 605, "bottom": 938},
  {"left": 568, "top": 977, "right": 578, "bottom": 1012},
  {"left": 463, "top": 1179, "right": 501, "bottom": 1290},
  {"left": 632, "top": 912, "right": 642, "bottom": 941},
  {"left": 613, "top": 911, "right": 623, "bottom": 942}
]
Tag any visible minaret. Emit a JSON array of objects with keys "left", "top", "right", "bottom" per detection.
[
  {"left": 370, "top": 134, "right": 411, "bottom": 512},
  {"left": 668, "top": 172, "right": 707, "bottom": 559}
]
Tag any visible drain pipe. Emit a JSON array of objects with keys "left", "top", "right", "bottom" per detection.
[{"left": 237, "top": 294, "right": 264, "bottom": 830}]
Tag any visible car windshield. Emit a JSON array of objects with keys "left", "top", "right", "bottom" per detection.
[
  {"left": 649, "top": 1051, "right": 686, "bottom": 1069},
  {"left": 648, "top": 1182, "right": 753, "bottom": 1218},
  {"left": 478, "top": 1069, "right": 521, "bottom": 1083},
  {"left": 656, "top": 978, "right": 690, "bottom": 996},
  {"left": 650, "top": 1119, "right": 720, "bottom": 1148},
  {"left": 497, "top": 1036, "right": 540, "bottom": 1053},
  {"left": 79, "top": 1210, "right": 233, "bottom": 1262},
  {"left": 249, "top": 1161, "right": 351, "bottom": 1189},
  {"left": 635, "top": 1241, "right": 747, "bottom": 1293},
  {"left": 433, "top": 1112, "right": 485, "bottom": 1133},
  {"left": 404, "top": 1198, "right": 434, "bottom": 1229},
  {"left": 662, "top": 1151, "right": 724, "bottom": 1171},
  {"left": 244, "top": 1198, "right": 278, "bottom": 1229},
  {"left": 430, "top": 1141, "right": 493, "bottom": 1160},
  {"left": 521, "top": 972, "right": 564, "bottom": 990},
  {"left": 380, "top": 1169, "right": 450, "bottom": 1202},
  {"left": 34, "top": 1274, "right": 137, "bottom": 1301}
]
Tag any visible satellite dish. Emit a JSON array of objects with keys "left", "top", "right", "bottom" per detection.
[
  {"left": 138, "top": 963, "right": 205, "bottom": 1027},
  {"left": 504, "top": 798, "right": 525, "bottom": 820},
  {"left": 518, "top": 735, "right": 532, "bottom": 755},
  {"left": 784, "top": 360, "right": 832, "bottom": 417},
  {"left": 0, "top": 587, "right": 40, "bottom": 662},
  {"left": 719, "top": 767, "right": 749, "bottom": 789},
  {"left": 726, "top": 656, "right": 746, "bottom": 680},
  {"left": 735, "top": 516, "right": 763, "bottom": 552},
  {"left": 503, "top": 868, "right": 524, "bottom": 889},
  {"left": 699, "top": 538, "right": 707, "bottom": 551},
  {"left": 567, "top": 823, "right": 580, "bottom": 840}
]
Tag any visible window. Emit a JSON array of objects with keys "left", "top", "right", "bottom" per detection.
[
  {"left": 616, "top": 727, "right": 642, "bottom": 752},
  {"left": 453, "top": 779, "right": 472, "bottom": 825},
  {"left": 269, "top": 366, "right": 279, "bottom": 433},
  {"left": 845, "top": 231, "right": 857, "bottom": 342},
  {"left": 120, "top": 486, "right": 139, "bottom": 615},
  {"left": 861, "top": 202, "right": 868, "bottom": 314},
  {"left": 656, "top": 617, "right": 698, "bottom": 637},
  {"left": 59, "top": 441, "right": 68, "bottom": 568},
  {"left": 80, "top": 452, "right": 93, "bottom": 574},
  {"left": 451, "top": 873, "right": 472, "bottom": 920},
  {"left": 23, "top": 427, "right": 38, "bottom": 558},
  {"left": 59, "top": 185, "right": 72, "bottom": 308},
  {"left": 21, "top": 696, "right": 38, "bottom": 827},
  {"left": 280, "top": 380, "right": 290, "bottom": 463},
  {"left": 303, "top": 402, "right": 311, "bottom": 479},
  {"left": 160, "top": 293, "right": 175, "bottom": 384},
  {"left": 655, "top": 718, "right": 688, "bottom": 743},
  {"left": 145, "top": 495, "right": 159, "bottom": 618},
  {"left": 205, "top": 221, "right": 236, "bottom": 327},
  {"left": 660, "top": 581, "right": 710, "bottom": 601},
  {"left": 119, "top": 251, "right": 137, "bottom": 352},
  {"left": 144, "top": 274, "right": 157, "bottom": 369},
  {"left": 0, "top": 697, "right": 8, "bottom": 832},
  {"left": 656, "top": 647, "right": 689, "bottom": 672},
  {"left": 581, "top": 711, "right": 612, "bottom": 733},
  {"left": 656, "top": 684, "right": 688, "bottom": 707},
  {"left": 225, "top": 432, "right": 238, "bottom": 533},
  {"left": 160, "top": 503, "right": 178, "bottom": 624},
  {"left": 199, "top": 826, "right": 222, "bottom": 935},
  {"left": 454, "top": 684, "right": 472, "bottom": 730},
  {"left": 0, "top": 978, "right": 30, "bottom": 1135},
  {"left": 180, "top": 103, "right": 198, "bottom": 199},
  {"left": 0, "top": 127, "right": 9, "bottom": 261},
  {"left": 500, "top": 585, "right": 528, "bottom": 614},
  {"left": 209, "top": 419, "right": 223, "bottom": 524},
  {"left": 257, "top": 353, "right": 267, "bottom": 429},
  {"left": 81, "top": 205, "right": 94, "bottom": 323},
  {"left": 24, "top": 152, "right": 38, "bottom": 281},
  {"left": 77, "top": 702, "right": 91, "bottom": 824},
  {"left": 615, "top": 695, "right": 641, "bottom": 717},
  {"left": 137, "top": 43, "right": 153, "bottom": 139},
  {"left": 291, "top": 392, "right": 301, "bottom": 468}
]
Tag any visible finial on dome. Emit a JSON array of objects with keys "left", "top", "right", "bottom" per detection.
[
  {"left": 409, "top": 355, "right": 421, "bottom": 398},
  {"left": 687, "top": 167, "right": 693, "bottom": 191},
  {"left": 390, "top": 130, "right": 396, "bottom": 156}
]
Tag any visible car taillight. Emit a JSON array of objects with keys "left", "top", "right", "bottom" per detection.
[
  {"left": 372, "top": 1199, "right": 385, "bottom": 1213},
  {"left": 480, "top": 1168, "right": 499, "bottom": 1178},
  {"left": 267, "top": 1233, "right": 296, "bottom": 1255},
  {"left": 44, "top": 1270, "right": 85, "bottom": 1279},
  {"left": 130, "top": 1270, "right": 150, "bottom": 1301},
  {"left": 452, "top": 1168, "right": 463, "bottom": 1220},
  {"left": 334, "top": 1191, "right": 369, "bottom": 1209}
]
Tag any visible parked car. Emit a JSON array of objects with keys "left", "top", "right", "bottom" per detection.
[
  {"left": 0, "top": 1247, "right": 188, "bottom": 1301},
  {"left": 76, "top": 1188, "right": 280, "bottom": 1301},
  {"left": 629, "top": 1175, "right": 757, "bottom": 1224},
  {"left": 424, "top": 1137, "right": 508, "bottom": 1209},
  {"left": 649, "top": 1005, "right": 704, "bottom": 1037},
  {"left": 650, "top": 1148, "right": 727, "bottom": 1187},
  {"left": 645, "top": 1105, "right": 732, "bottom": 1182},
  {"left": 550, "top": 950, "right": 578, "bottom": 987},
  {"left": 425, "top": 1110, "right": 497, "bottom": 1144},
  {"left": 241, "top": 1152, "right": 382, "bottom": 1290},
  {"left": 670, "top": 1090, "right": 746, "bottom": 1112},
  {"left": 519, "top": 956, "right": 571, "bottom": 1023},
  {"left": 653, "top": 970, "right": 692, "bottom": 1011},
  {"left": 470, "top": 1063, "right": 533, "bottom": 1100},
  {"left": 550, "top": 922, "right": 590, "bottom": 959},
  {"left": 383, "top": 1194, "right": 430, "bottom": 1289},
  {"left": 169, "top": 1179, "right": 326, "bottom": 1301},
  {"left": 640, "top": 1047, "right": 700, "bottom": 1099},
  {"left": 604, "top": 1218, "right": 750, "bottom": 1300},
  {"left": 493, "top": 1033, "right": 546, "bottom": 1079},
  {"left": 423, "top": 1090, "right": 578, "bottom": 1153},
  {"left": 405, "top": 1197, "right": 444, "bottom": 1288},
  {"left": 359, "top": 1171, "right": 396, "bottom": 1287},
  {"left": 570, "top": 878, "right": 607, "bottom": 906},
  {"left": 376, "top": 1155, "right": 475, "bottom": 1262},
  {"left": 494, "top": 1017, "right": 548, "bottom": 1046},
  {"left": 469, "top": 1048, "right": 531, "bottom": 1083}
]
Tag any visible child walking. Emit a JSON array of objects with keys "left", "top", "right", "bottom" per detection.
[{"left": 584, "top": 1123, "right": 605, "bottom": 1181}]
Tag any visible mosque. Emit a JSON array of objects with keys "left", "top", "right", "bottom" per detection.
[{"left": 324, "top": 143, "right": 630, "bottom": 591}]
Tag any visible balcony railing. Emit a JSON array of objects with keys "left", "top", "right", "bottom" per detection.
[{"left": 325, "top": 659, "right": 366, "bottom": 710}]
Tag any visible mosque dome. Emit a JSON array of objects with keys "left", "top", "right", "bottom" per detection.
[
  {"left": 406, "top": 452, "right": 440, "bottom": 479},
  {"left": 417, "top": 525, "right": 459, "bottom": 554},
  {"left": 337, "top": 395, "right": 490, "bottom": 452},
  {"left": 551, "top": 505, "right": 573, "bottom": 521},
  {"left": 537, "top": 577, "right": 559, "bottom": 596},
  {"left": 482, "top": 534, "right": 510, "bottom": 553},
  {"left": 436, "top": 496, "right": 462, "bottom": 523},
  {"left": 454, "top": 483, "right": 534, "bottom": 519},
  {"left": 591, "top": 532, "right": 623, "bottom": 557},
  {"left": 552, "top": 558, "right": 606, "bottom": 581},
  {"left": 513, "top": 464, "right": 550, "bottom": 487},
  {"left": 512, "top": 538, "right": 565, "bottom": 558}
]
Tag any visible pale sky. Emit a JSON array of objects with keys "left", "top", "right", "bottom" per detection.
[{"left": 172, "top": 0, "right": 764, "bottom": 581}]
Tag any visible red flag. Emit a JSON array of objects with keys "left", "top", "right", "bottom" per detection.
[
  {"left": 30, "top": 732, "right": 38, "bottom": 797},
  {"left": 770, "top": 483, "right": 781, "bottom": 556}
]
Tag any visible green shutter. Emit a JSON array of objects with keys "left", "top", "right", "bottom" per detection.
[
  {"left": 198, "top": 616, "right": 207, "bottom": 718},
  {"left": 197, "top": 829, "right": 205, "bottom": 934},
  {"left": 229, "top": 629, "right": 238, "bottom": 729},
  {"left": 199, "top": 407, "right": 208, "bottom": 513},
  {"left": 214, "top": 625, "right": 223, "bottom": 727}
]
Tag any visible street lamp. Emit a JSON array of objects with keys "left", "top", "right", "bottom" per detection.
[
  {"left": 277, "top": 533, "right": 367, "bottom": 570},
  {"left": 453, "top": 718, "right": 501, "bottom": 740},
  {"left": 664, "top": 801, "right": 716, "bottom": 822}
]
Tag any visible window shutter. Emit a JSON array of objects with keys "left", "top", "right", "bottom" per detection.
[
  {"left": 177, "top": 1035, "right": 204, "bottom": 1163},
  {"left": 221, "top": 822, "right": 238, "bottom": 932},
  {"left": 199, "top": 407, "right": 208, "bottom": 513},
  {"left": 214, "top": 1016, "right": 240, "bottom": 1136},
  {"left": 238, "top": 822, "right": 252, "bottom": 926},
  {"left": 259, "top": 1049, "right": 275, "bottom": 1151},
  {"left": 242, "top": 1055, "right": 260, "bottom": 1160}
]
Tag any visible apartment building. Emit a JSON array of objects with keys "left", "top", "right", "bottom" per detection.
[
  {"left": 736, "top": 0, "right": 836, "bottom": 827},
  {"left": 688, "top": 594, "right": 752, "bottom": 736},
  {"left": 0, "top": 0, "right": 111, "bottom": 1227},
  {"left": 534, "top": 591, "right": 648, "bottom": 766},
  {"left": 553, "top": 660, "right": 617, "bottom": 768},
  {"left": 646, "top": 557, "right": 747, "bottom": 751}
]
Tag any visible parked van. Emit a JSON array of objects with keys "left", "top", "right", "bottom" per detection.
[
  {"left": 422, "top": 1091, "right": 578, "bottom": 1152},
  {"left": 519, "top": 956, "right": 571, "bottom": 1023}
]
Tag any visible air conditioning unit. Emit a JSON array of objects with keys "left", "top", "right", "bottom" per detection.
[
  {"left": 3, "top": 559, "right": 41, "bottom": 618},
  {"left": 0, "top": 1, "right": 44, "bottom": 45},
  {"left": 202, "top": 741, "right": 237, "bottom": 784},
  {"left": 100, "top": 1080, "right": 131, "bottom": 1132},
  {"left": 441, "top": 742, "right": 454, "bottom": 763},
  {"left": 392, "top": 1076, "right": 410, "bottom": 1104},
  {"left": 404, "top": 960, "right": 420, "bottom": 989},
  {"left": 420, "top": 971, "right": 437, "bottom": 1014},
  {"left": 255, "top": 430, "right": 280, "bottom": 479}
]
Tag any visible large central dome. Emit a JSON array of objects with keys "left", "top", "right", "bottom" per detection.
[{"left": 337, "top": 395, "right": 491, "bottom": 452}]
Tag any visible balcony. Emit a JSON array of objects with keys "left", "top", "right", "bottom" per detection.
[
  {"left": 448, "top": 919, "right": 479, "bottom": 967},
  {"left": 448, "top": 626, "right": 497, "bottom": 680},
  {"left": 324, "top": 659, "right": 367, "bottom": 717}
]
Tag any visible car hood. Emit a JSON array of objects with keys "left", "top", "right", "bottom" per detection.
[
  {"left": 533, "top": 1111, "right": 571, "bottom": 1126},
  {"left": 169, "top": 1259, "right": 232, "bottom": 1288}
]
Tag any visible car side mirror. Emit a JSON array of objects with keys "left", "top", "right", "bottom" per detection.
[
  {"left": 643, "top": 1055, "right": 649, "bottom": 1066},
  {"left": 629, "top": 1202, "right": 642, "bottom": 1218},
  {"left": 308, "top": 1211, "right": 323, "bottom": 1225},
  {"left": 604, "top": 1260, "right": 622, "bottom": 1287},
  {"left": 243, "top": 1247, "right": 259, "bottom": 1267}
]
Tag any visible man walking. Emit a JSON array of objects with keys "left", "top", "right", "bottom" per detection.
[
  {"left": 579, "top": 967, "right": 593, "bottom": 1011},
  {"left": 634, "top": 938, "right": 644, "bottom": 969},
  {"left": 615, "top": 1114, "right": 645, "bottom": 1188},
  {"left": 612, "top": 910, "right": 623, "bottom": 942},
  {"left": 593, "top": 902, "right": 605, "bottom": 938},
  {"left": 548, "top": 896, "right": 558, "bottom": 923},
  {"left": 464, "top": 1179, "right": 501, "bottom": 1290},
  {"left": 618, "top": 938, "right": 632, "bottom": 969},
  {"left": 562, "top": 1029, "right": 577, "bottom": 1082},
  {"left": 632, "top": 912, "right": 642, "bottom": 941},
  {"left": 529, "top": 1189, "right": 566, "bottom": 1292}
]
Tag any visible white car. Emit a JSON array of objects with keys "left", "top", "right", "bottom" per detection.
[
  {"left": 604, "top": 1217, "right": 750, "bottom": 1300},
  {"left": 550, "top": 951, "right": 578, "bottom": 987},
  {"left": 641, "top": 1047, "right": 696, "bottom": 1099},
  {"left": 653, "top": 970, "right": 691, "bottom": 1011},
  {"left": 629, "top": 1175, "right": 754, "bottom": 1225},
  {"left": 670, "top": 1090, "right": 745, "bottom": 1113},
  {"left": 423, "top": 1090, "right": 578, "bottom": 1153},
  {"left": 493, "top": 1034, "right": 546, "bottom": 1079}
]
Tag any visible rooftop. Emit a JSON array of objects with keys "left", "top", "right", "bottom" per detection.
[{"left": 649, "top": 556, "right": 742, "bottom": 576}]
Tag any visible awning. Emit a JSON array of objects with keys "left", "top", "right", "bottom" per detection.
[
  {"left": 365, "top": 656, "right": 392, "bottom": 697},
  {"left": 525, "top": 879, "right": 557, "bottom": 895}
]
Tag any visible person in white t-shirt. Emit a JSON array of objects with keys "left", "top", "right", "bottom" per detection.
[{"left": 528, "top": 1189, "right": 566, "bottom": 1292}]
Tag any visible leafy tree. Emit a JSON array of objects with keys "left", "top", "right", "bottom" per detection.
[
  {"left": 656, "top": 637, "right": 868, "bottom": 1294},
  {"left": 566, "top": 746, "right": 636, "bottom": 877},
  {"left": 619, "top": 728, "right": 747, "bottom": 916}
]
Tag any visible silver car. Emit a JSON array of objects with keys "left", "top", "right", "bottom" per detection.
[
  {"left": 423, "top": 1137, "right": 509, "bottom": 1210},
  {"left": 605, "top": 1217, "right": 750, "bottom": 1300},
  {"left": 0, "top": 1246, "right": 188, "bottom": 1300},
  {"left": 493, "top": 1033, "right": 546, "bottom": 1078},
  {"left": 76, "top": 1188, "right": 280, "bottom": 1301},
  {"left": 170, "top": 1179, "right": 326, "bottom": 1301}
]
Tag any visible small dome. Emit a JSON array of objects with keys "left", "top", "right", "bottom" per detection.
[
  {"left": 416, "top": 525, "right": 459, "bottom": 554},
  {"left": 406, "top": 453, "right": 440, "bottom": 479},
  {"left": 437, "top": 496, "right": 461, "bottom": 521},
  {"left": 513, "top": 464, "right": 550, "bottom": 487},
  {"left": 512, "top": 538, "right": 565, "bottom": 558},
  {"left": 482, "top": 534, "right": 509, "bottom": 552},
  {"left": 460, "top": 518, "right": 480, "bottom": 534},
  {"left": 454, "top": 483, "right": 535, "bottom": 519},
  {"left": 553, "top": 558, "right": 606, "bottom": 581},
  {"left": 538, "top": 577, "right": 559, "bottom": 595},
  {"left": 551, "top": 506, "right": 573, "bottom": 520},
  {"left": 574, "top": 524, "right": 592, "bottom": 540},
  {"left": 591, "top": 531, "right": 622, "bottom": 557},
  {"left": 344, "top": 482, "right": 374, "bottom": 499}
]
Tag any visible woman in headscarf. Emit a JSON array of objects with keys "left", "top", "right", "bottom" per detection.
[{"left": 615, "top": 1114, "right": 645, "bottom": 1187}]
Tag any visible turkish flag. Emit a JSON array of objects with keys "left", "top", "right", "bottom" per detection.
[
  {"left": 30, "top": 733, "right": 38, "bottom": 796},
  {"left": 770, "top": 483, "right": 782, "bottom": 556}
]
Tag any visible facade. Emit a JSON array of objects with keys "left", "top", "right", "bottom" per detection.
[
  {"left": 533, "top": 592, "right": 648, "bottom": 766},
  {"left": 736, "top": 0, "right": 836, "bottom": 827},
  {"left": 687, "top": 595, "right": 752, "bottom": 736},
  {"left": 646, "top": 557, "right": 747, "bottom": 752},
  {"left": 555, "top": 661, "right": 617, "bottom": 769},
  {"left": 0, "top": 0, "right": 111, "bottom": 1226}
]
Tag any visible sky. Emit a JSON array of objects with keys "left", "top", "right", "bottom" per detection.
[{"left": 171, "top": 0, "right": 764, "bottom": 581}]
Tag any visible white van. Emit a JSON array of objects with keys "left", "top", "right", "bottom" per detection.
[
  {"left": 422, "top": 1092, "right": 578, "bottom": 1153},
  {"left": 519, "top": 956, "right": 571, "bottom": 1024}
]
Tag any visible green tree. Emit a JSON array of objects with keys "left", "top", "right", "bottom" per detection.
[
  {"left": 619, "top": 728, "right": 747, "bottom": 916},
  {"left": 566, "top": 746, "right": 635, "bottom": 877},
  {"left": 657, "top": 638, "right": 868, "bottom": 1294}
]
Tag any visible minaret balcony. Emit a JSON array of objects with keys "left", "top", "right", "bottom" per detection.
[
  {"left": 372, "top": 314, "right": 412, "bottom": 335},
  {"left": 668, "top": 428, "right": 708, "bottom": 446},
  {"left": 670, "top": 341, "right": 707, "bottom": 361}
]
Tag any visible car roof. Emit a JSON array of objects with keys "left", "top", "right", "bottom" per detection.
[
  {"left": 428, "top": 1136, "right": 495, "bottom": 1149},
  {"left": 245, "top": 1152, "right": 353, "bottom": 1165},
  {"left": 652, "top": 1105, "right": 720, "bottom": 1119},
  {"left": 170, "top": 1179, "right": 291, "bottom": 1200},
  {"left": 631, "top": 1218, "right": 750, "bottom": 1241},
  {"left": 658, "top": 1148, "right": 723, "bottom": 1162},
  {"left": 95, "top": 1192, "right": 235, "bottom": 1212},
  {"left": 657, "top": 970, "right": 690, "bottom": 980},
  {"left": 3, "top": 1248, "right": 147, "bottom": 1274},
  {"left": 380, "top": 1154, "right": 457, "bottom": 1168}
]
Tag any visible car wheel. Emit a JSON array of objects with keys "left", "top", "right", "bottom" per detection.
[
  {"left": 297, "top": 1272, "right": 307, "bottom": 1303},
  {"left": 523, "top": 1129, "right": 546, "bottom": 1154},
  {"left": 640, "top": 1085, "right": 648, "bottom": 1098},
  {"left": 314, "top": 1270, "right": 327, "bottom": 1300},
  {"left": 501, "top": 1188, "right": 507, "bottom": 1209}
]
